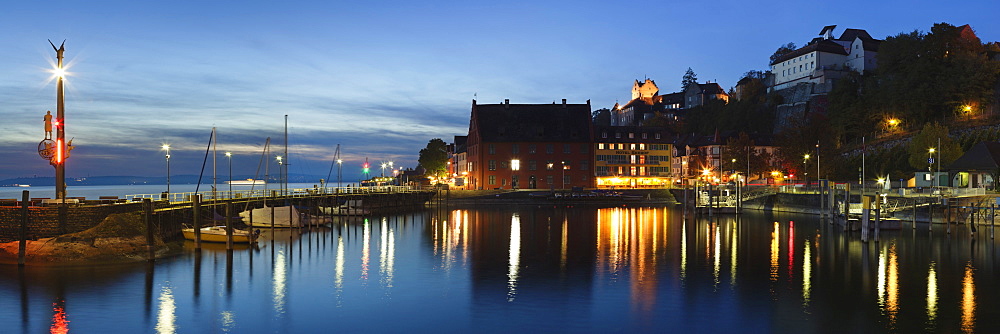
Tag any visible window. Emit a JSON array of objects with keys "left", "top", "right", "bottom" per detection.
[
  {"left": 580, "top": 161, "right": 589, "bottom": 170},
  {"left": 488, "top": 160, "right": 497, "bottom": 171},
  {"left": 628, "top": 133, "right": 634, "bottom": 139},
  {"left": 529, "top": 144, "right": 536, "bottom": 154},
  {"left": 655, "top": 133, "right": 661, "bottom": 139},
  {"left": 511, "top": 159, "right": 520, "bottom": 171},
  {"left": 502, "top": 178, "right": 507, "bottom": 186},
  {"left": 563, "top": 175, "right": 570, "bottom": 185},
  {"left": 615, "top": 133, "right": 621, "bottom": 138},
  {"left": 598, "top": 143, "right": 605, "bottom": 150},
  {"left": 642, "top": 133, "right": 647, "bottom": 139},
  {"left": 546, "top": 175, "right": 553, "bottom": 184},
  {"left": 528, "top": 160, "right": 537, "bottom": 171},
  {"left": 488, "top": 144, "right": 495, "bottom": 155},
  {"left": 563, "top": 144, "right": 571, "bottom": 154},
  {"left": 489, "top": 175, "right": 496, "bottom": 185},
  {"left": 512, "top": 144, "right": 519, "bottom": 154},
  {"left": 602, "top": 131, "right": 607, "bottom": 138},
  {"left": 468, "top": 162, "right": 473, "bottom": 171},
  {"left": 500, "top": 161, "right": 508, "bottom": 169},
  {"left": 546, "top": 161, "right": 554, "bottom": 170},
  {"left": 546, "top": 144, "right": 554, "bottom": 154}
]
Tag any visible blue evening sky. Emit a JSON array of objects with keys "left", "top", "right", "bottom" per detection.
[{"left": 0, "top": 0, "right": 996, "bottom": 181}]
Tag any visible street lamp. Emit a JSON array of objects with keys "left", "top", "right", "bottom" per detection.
[
  {"left": 561, "top": 161, "right": 568, "bottom": 190},
  {"left": 803, "top": 154, "right": 810, "bottom": 186},
  {"left": 162, "top": 144, "right": 171, "bottom": 194},
  {"left": 225, "top": 152, "right": 232, "bottom": 196},
  {"left": 381, "top": 162, "right": 388, "bottom": 177}
]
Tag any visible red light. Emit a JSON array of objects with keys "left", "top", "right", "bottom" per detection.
[{"left": 55, "top": 139, "right": 63, "bottom": 163}]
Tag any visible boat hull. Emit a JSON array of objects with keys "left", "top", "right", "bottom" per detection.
[{"left": 182, "top": 226, "right": 257, "bottom": 243}]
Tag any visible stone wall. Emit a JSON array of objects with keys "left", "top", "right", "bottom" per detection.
[{"left": 0, "top": 201, "right": 169, "bottom": 243}]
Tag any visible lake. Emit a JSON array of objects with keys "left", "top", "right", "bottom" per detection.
[{"left": 1, "top": 204, "right": 998, "bottom": 333}]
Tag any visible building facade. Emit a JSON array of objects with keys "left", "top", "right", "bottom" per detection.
[
  {"left": 594, "top": 126, "right": 673, "bottom": 188},
  {"left": 770, "top": 25, "right": 881, "bottom": 92},
  {"left": 465, "top": 99, "right": 594, "bottom": 190}
]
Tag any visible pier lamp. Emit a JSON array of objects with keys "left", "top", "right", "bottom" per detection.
[
  {"left": 381, "top": 162, "right": 388, "bottom": 177},
  {"left": 162, "top": 144, "right": 171, "bottom": 194},
  {"left": 336, "top": 159, "right": 343, "bottom": 188},
  {"left": 276, "top": 155, "right": 283, "bottom": 195},
  {"left": 225, "top": 152, "right": 232, "bottom": 195},
  {"left": 803, "top": 154, "right": 810, "bottom": 186}
]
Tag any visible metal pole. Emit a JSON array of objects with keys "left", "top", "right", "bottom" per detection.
[
  {"left": 192, "top": 194, "right": 201, "bottom": 249},
  {"left": 19, "top": 190, "right": 29, "bottom": 266},
  {"left": 52, "top": 41, "right": 67, "bottom": 200}
]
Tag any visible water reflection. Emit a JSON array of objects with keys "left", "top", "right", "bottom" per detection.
[
  {"left": 875, "top": 244, "right": 899, "bottom": 327},
  {"left": 802, "top": 239, "right": 811, "bottom": 307},
  {"left": 961, "top": 262, "right": 976, "bottom": 333},
  {"left": 220, "top": 310, "right": 235, "bottom": 333},
  {"left": 380, "top": 217, "right": 395, "bottom": 291},
  {"left": 155, "top": 286, "right": 175, "bottom": 334},
  {"left": 50, "top": 300, "right": 68, "bottom": 334},
  {"left": 770, "top": 222, "right": 779, "bottom": 283},
  {"left": 335, "top": 235, "right": 345, "bottom": 305},
  {"left": 507, "top": 213, "right": 521, "bottom": 302},
  {"left": 272, "top": 250, "right": 287, "bottom": 315},
  {"left": 926, "top": 262, "right": 938, "bottom": 329},
  {"left": 362, "top": 219, "right": 371, "bottom": 281}
]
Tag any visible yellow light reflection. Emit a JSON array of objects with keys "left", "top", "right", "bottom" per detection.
[
  {"left": 770, "top": 222, "right": 779, "bottom": 282},
  {"left": 681, "top": 220, "right": 687, "bottom": 280},
  {"left": 802, "top": 240, "right": 811, "bottom": 307},
  {"left": 155, "top": 286, "right": 176, "bottom": 334},
  {"left": 877, "top": 246, "right": 886, "bottom": 308},
  {"left": 886, "top": 245, "right": 899, "bottom": 326},
  {"left": 595, "top": 207, "right": 669, "bottom": 313},
  {"left": 273, "top": 250, "right": 287, "bottom": 314},
  {"left": 961, "top": 262, "right": 976, "bottom": 333},
  {"left": 713, "top": 223, "right": 721, "bottom": 287},
  {"left": 730, "top": 222, "right": 737, "bottom": 288},
  {"left": 561, "top": 218, "right": 568, "bottom": 272},
  {"left": 50, "top": 301, "right": 69, "bottom": 334},
  {"left": 507, "top": 213, "right": 521, "bottom": 302},
  {"left": 926, "top": 263, "right": 938, "bottom": 327}
]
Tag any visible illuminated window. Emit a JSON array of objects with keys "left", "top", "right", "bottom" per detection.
[
  {"left": 489, "top": 175, "right": 496, "bottom": 185},
  {"left": 489, "top": 160, "right": 496, "bottom": 171},
  {"left": 598, "top": 143, "right": 605, "bottom": 150},
  {"left": 511, "top": 159, "right": 520, "bottom": 171}
]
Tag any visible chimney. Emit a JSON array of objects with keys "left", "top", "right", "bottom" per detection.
[
  {"left": 586, "top": 99, "right": 591, "bottom": 106},
  {"left": 504, "top": 99, "right": 509, "bottom": 109},
  {"left": 562, "top": 99, "right": 567, "bottom": 108}
]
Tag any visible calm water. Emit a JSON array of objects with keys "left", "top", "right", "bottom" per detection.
[
  {"left": 0, "top": 183, "right": 326, "bottom": 200},
  {"left": 2, "top": 205, "right": 1000, "bottom": 333}
]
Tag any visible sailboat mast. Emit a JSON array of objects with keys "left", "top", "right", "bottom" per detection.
[
  {"left": 284, "top": 114, "right": 289, "bottom": 196},
  {"left": 212, "top": 127, "right": 217, "bottom": 200}
]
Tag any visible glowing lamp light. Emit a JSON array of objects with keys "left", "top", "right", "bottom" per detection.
[{"left": 55, "top": 139, "right": 63, "bottom": 163}]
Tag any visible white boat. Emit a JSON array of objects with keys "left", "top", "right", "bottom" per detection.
[
  {"left": 14, "top": 184, "right": 30, "bottom": 187},
  {"left": 240, "top": 205, "right": 330, "bottom": 227},
  {"left": 227, "top": 179, "right": 266, "bottom": 186}
]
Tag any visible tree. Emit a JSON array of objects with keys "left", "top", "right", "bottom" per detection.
[
  {"left": 769, "top": 42, "right": 797, "bottom": 65},
  {"left": 721, "top": 132, "right": 775, "bottom": 182},
  {"left": 417, "top": 138, "right": 449, "bottom": 177},
  {"left": 908, "top": 122, "right": 962, "bottom": 171},
  {"left": 681, "top": 68, "right": 698, "bottom": 91}
]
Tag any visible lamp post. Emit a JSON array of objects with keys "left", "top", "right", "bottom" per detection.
[
  {"left": 276, "top": 155, "right": 283, "bottom": 195},
  {"left": 381, "top": 162, "right": 387, "bottom": 178},
  {"left": 561, "top": 161, "right": 567, "bottom": 190},
  {"left": 225, "top": 152, "right": 232, "bottom": 196},
  {"left": 50, "top": 40, "right": 68, "bottom": 200},
  {"left": 928, "top": 147, "right": 936, "bottom": 188},
  {"left": 336, "top": 159, "right": 343, "bottom": 188},
  {"left": 803, "top": 154, "right": 810, "bottom": 187},
  {"left": 162, "top": 144, "right": 171, "bottom": 194}
]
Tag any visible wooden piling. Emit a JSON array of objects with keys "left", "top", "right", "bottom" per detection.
[
  {"left": 226, "top": 202, "right": 233, "bottom": 250},
  {"left": 192, "top": 194, "right": 202, "bottom": 249},
  {"left": 18, "top": 190, "right": 29, "bottom": 266},
  {"left": 143, "top": 198, "right": 155, "bottom": 261}
]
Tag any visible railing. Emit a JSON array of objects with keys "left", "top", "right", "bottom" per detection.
[{"left": 125, "top": 185, "right": 415, "bottom": 203}]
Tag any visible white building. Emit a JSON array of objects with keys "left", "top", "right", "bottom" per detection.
[{"left": 769, "top": 25, "right": 881, "bottom": 92}]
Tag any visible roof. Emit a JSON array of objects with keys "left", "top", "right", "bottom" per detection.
[
  {"left": 471, "top": 101, "right": 592, "bottom": 143},
  {"left": 946, "top": 142, "right": 1000, "bottom": 171},
  {"left": 771, "top": 39, "right": 848, "bottom": 65},
  {"left": 697, "top": 82, "right": 726, "bottom": 95}
]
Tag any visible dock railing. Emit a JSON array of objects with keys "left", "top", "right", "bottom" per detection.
[{"left": 124, "top": 185, "right": 414, "bottom": 203}]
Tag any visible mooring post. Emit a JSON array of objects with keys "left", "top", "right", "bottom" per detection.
[
  {"left": 946, "top": 199, "right": 951, "bottom": 234},
  {"left": 928, "top": 200, "right": 933, "bottom": 233},
  {"left": 19, "top": 190, "right": 29, "bottom": 266},
  {"left": 844, "top": 183, "right": 851, "bottom": 232},
  {"left": 226, "top": 202, "right": 233, "bottom": 250},
  {"left": 861, "top": 195, "right": 870, "bottom": 242},
  {"left": 912, "top": 200, "right": 917, "bottom": 230},
  {"left": 271, "top": 190, "right": 277, "bottom": 229},
  {"left": 143, "top": 198, "right": 155, "bottom": 261},
  {"left": 192, "top": 194, "right": 202, "bottom": 249},
  {"left": 992, "top": 204, "right": 995, "bottom": 239},
  {"left": 874, "top": 195, "right": 881, "bottom": 243}
]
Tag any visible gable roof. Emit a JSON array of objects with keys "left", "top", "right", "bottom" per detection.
[
  {"left": 471, "top": 101, "right": 592, "bottom": 143},
  {"left": 772, "top": 39, "right": 848, "bottom": 65},
  {"left": 946, "top": 142, "right": 1000, "bottom": 171}
]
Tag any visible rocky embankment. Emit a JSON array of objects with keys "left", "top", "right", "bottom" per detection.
[{"left": 0, "top": 212, "right": 179, "bottom": 266}]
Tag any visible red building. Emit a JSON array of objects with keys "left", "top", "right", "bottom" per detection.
[{"left": 465, "top": 99, "right": 593, "bottom": 190}]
